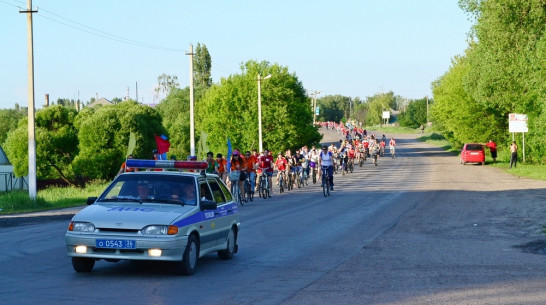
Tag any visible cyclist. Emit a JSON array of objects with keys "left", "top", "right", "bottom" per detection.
[
  {"left": 216, "top": 153, "right": 227, "bottom": 183},
  {"left": 347, "top": 145, "right": 357, "bottom": 170},
  {"left": 389, "top": 137, "right": 397, "bottom": 158},
  {"left": 318, "top": 145, "right": 335, "bottom": 191},
  {"left": 243, "top": 151, "right": 257, "bottom": 195},
  {"left": 205, "top": 151, "right": 218, "bottom": 174},
  {"left": 286, "top": 150, "right": 297, "bottom": 187},
  {"left": 294, "top": 150, "right": 306, "bottom": 186},
  {"left": 230, "top": 150, "right": 247, "bottom": 195},
  {"left": 256, "top": 149, "right": 274, "bottom": 197},
  {"left": 309, "top": 147, "right": 320, "bottom": 182},
  {"left": 274, "top": 152, "right": 288, "bottom": 187}
]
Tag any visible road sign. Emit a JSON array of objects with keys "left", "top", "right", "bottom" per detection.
[{"left": 509, "top": 113, "right": 528, "bottom": 133}]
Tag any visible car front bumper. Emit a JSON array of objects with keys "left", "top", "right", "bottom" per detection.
[{"left": 65, "top": 233, "right": 188, "bottom": 261}]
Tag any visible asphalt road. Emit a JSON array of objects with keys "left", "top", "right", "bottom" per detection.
[{"left": 1, "top": 130, "right": 546, "bottom": 305}]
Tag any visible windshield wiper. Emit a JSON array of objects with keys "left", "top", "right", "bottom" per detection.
[{"left": 99, "top": 197, "right": 141, "bottom": 203}]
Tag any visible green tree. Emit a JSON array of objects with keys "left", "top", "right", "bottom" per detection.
[
  {"left": 196, "top": 60, "right": 321, "bottom": 154},
  {"left": 72, "top": 101, "right": 167, "bottom": 179},
  {"left": 0, "top": 108, "right": 25, "bottom": 146},
  {"left": 459, "top": 0, "right": 546, "bottom": 161},
  {"left": 154, "top": 74, "right": 180, "bottom": 101},
  {"left": 366, "top": 92, "right": 397, "bottom": 125},
  {"left": 316, "top": 95, "right": 348, "bottom": 123},
  {"left": 195, "top": 43, "right": 212, "bottom": 88},
  {"left": 431, "top": 54, "right": 495, "bottom": 147},
  {"left": 4, "top": 105, "right": 79, "bottom": 182},
  {"left": 398, "top": 98, "right": 429, "bottom": 128}
]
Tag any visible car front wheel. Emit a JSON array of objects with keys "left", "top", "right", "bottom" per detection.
[
  {"left": 72, "top": 257, "right": 95, "bottom": 272},
  {"left": 176, "top": 234, "right": 199, "bottom": 276}
]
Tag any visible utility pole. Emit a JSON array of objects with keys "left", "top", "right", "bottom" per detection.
[
  {"left": 20, "top": 0, "right": 38, "bottom": 201},
  {"left": 186, "top": 44, "right": 195, "bottom": 156},
  {"left": 309, "top": 91, "right": 320, "bottom": 125},
  {"left": 426, "top": 96, "right": 429, "bottom": 124}
]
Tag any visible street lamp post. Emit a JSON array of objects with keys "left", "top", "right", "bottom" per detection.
[
  {"left": 309, "top": 91, "right": 320, "bottom": 125},
  {"left": 257, "top": 74, "right": 271, "bottom": 153}
]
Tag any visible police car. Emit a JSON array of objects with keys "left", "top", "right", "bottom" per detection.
[{"left": 65, "top": 159, "right": 240, "bottom": 275}]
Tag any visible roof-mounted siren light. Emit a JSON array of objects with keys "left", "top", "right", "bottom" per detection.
[{"left": 126, "top": 159, "right": 208, "bottom": 171}]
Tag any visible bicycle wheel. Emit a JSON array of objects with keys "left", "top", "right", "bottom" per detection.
[
  {"left": 322, "top": 177, "right": 329, "bottom": 197},
  {"left": 279, "top": 175, "right": 284, "bottom": 193},
  {"left": 312, "top": 170, "right": 317, "bottom": 184},
  {"left": 247, "top": 180, "right": 254, "bottom": 202},
  {"left": 350, "top": 162, "right": 353, "bottom": 173},
  {"left": 261, "top": 177, "right": 267, "bottom": 199}
]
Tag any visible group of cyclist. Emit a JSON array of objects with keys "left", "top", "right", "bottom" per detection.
[{"left": 198, "top": 121, "right": 397, "bottom": 203}]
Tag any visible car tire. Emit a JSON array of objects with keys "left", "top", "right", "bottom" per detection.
[
  {"left": 72, "top": 257, "right": 95, "bottom": 273},
  {"left": 218, "top": 227, "right": 236, "bottom": 260},
  {"left": 176, "top": 234, "right": 199, "bottom": 276}
]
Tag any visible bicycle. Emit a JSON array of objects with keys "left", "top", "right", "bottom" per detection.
[
  {"left": 228, "top": 170, "right": 243, "bottom": 205},
  {"left": 287, "top": 169, "right": 294, "bottom": 191},
  {"left": 390, "top": 146, "right": 396, "bottom": 159},
  {"left": 358, "top": 151, "right": 365, "bottom": 167},
  {"left": 297, "top": 167, "right": 305, "bottom": 188},
  {"left": 258, "top": 171, "right": 270, "bottom": 199},
  {"left": 321, "top": 165, "right": 331, "bottom": 197},
  {"left": 244, "top": 173, "right": 253, "bottom": 202},
  {"left": 348, "top": 158, "right": 354, "bottom": 173},
  {"left": 311, "top": 165, "right": 318, "bottom": 184},
  {"left": 278, "top": 170, "right": 287, "bottom": 193}
]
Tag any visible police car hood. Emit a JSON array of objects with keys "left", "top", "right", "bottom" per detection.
[{"left": 72, "top": 202, "right": 195, "bottom": 229}]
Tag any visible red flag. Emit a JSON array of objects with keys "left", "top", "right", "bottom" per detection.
[{"left": 154, "top": 134, "right": 171, "bottom": 155}]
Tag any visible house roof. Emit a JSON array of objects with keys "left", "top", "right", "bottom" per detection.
[
  {"left": 88, "top": 97, "right": 113, "bottom": 108},
  {"left": 0, "top": 146, "right": 10, "bottom": 165}
]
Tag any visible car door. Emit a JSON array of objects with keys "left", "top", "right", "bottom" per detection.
[
  {"left": 206, "top": 177, "right": 235, "bottom": 246},
  {"left": 197, "top": 178, "right": 219, "bottom": 251}
]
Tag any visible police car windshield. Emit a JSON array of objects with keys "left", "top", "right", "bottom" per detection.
[{"left": 98, "top": 174, "right": 196, "bottom": 205}]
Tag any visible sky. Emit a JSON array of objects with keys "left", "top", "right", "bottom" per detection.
[{"left": 0, "top": 0, "right": 473, "bottom": 110}]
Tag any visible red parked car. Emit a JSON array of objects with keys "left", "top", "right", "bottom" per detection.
[{"left": 460, "top": 143, "right": 485, "bottom": 165}]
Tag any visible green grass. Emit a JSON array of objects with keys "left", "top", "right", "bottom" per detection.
[
  {"left": 364, "top": 125, "right": 420, "bottom": 134},
  {"left": 0, "top": 180, "right": 109, "bottom": 214}
]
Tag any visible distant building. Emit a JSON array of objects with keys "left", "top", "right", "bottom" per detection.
[
  {"left": 0, "top": 146, "right": 28, "bottom": 192},
  {"left": 88, "top": 98, "right": 113, "bottom": 108}
]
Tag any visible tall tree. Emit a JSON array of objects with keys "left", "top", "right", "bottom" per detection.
[
  {"left": 194, "top": 43, "right": 212, "bottom": 87},
  {"left": 4, "top": 105, "right": 79, "bottom": 183},
  {"left": 154, "top": 74, "right": 180, "bottom": 101},
  {"left": 72, "top": 101, "right": 167, "bottom": 179},
  {"left": 457, "top": 0, "right": 546, "bottom": 161},
  {"left": 196, "top": 60, "right": 321, "bottom": 154},
  {"left": 0, "top": 108, "right": 25, "bottom": 146}
]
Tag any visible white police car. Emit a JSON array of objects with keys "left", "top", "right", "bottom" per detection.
[{"left": 65, "top": 159, "right": 240, "bottom": 275}]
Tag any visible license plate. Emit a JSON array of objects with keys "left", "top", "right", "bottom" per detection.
[
  {"left": 470, "top": 152, "right": 479, "bottom": 155},
  {"left": 96, "top": 239, "right": 136, "bottom": 249}
]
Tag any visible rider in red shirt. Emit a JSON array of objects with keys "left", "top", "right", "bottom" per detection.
[{"left": 256, "top": 149, "right": 274, "bottom": 197}]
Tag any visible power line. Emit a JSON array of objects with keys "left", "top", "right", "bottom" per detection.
[{"left": 2, "top": 0, "right": 185, "bottom": 52}]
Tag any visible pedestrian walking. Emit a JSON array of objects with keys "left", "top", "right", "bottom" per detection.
[{"left": 510, "top": 141, "right": 518, "bottom": 169}]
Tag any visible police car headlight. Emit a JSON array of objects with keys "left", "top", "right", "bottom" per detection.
[
  {"left": 142, "top": 225, "right": 178, "bottom": 235},
  {"left": 68, "top": 221, "right": 95, "bottom": 232}
]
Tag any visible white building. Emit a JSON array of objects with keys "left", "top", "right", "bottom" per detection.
[{"left": 0, "top": 146, "right": 28, "bottom": 192}]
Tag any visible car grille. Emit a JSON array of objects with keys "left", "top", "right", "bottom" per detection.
[{"left": 97, "top": 228, "right": 139, "bottom": 234}]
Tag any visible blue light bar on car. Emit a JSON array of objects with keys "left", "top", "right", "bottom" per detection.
[{"left": 126, "top": 159, "right": 208, "bottom": 170}]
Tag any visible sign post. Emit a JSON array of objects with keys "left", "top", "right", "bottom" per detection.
[{"left": 508, "top": 113, "right": 528, "bottom": 163}]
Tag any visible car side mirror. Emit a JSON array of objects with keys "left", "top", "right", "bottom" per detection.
[
  {"left": 200, "top": 199, "right": 217, "bottom": 211},
  {"left": 87, "top": 197, "right": 97, "bottom": 205}
]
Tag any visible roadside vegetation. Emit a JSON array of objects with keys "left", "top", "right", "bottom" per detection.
[
  {"left": 418, "top": 132, "right": 546, "bottom": 181},
  {"left": 0, "top": 180, "right": 108, "bottom": 214}
]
